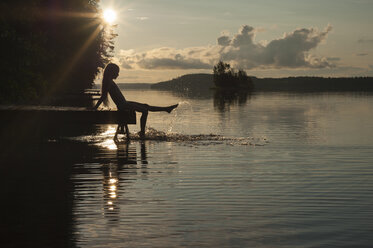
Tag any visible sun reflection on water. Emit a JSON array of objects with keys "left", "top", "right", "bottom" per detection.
[
  {"left": 101, "top": 126, "right": 117, "bottom": 136},
  {"left": 103, "top": 169, "right": 119, "bottom": 217},
  {"left": 97, "top": 126, "right": 118, "bottom": 150},
  {"left": 100, "top": 139, "right": 117, "bottom": 150}
]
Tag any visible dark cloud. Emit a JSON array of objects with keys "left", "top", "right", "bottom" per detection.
[
  {"left": 358, "top": 38, "right": 373, "bottom": 44},
  {"left": 217, "top": 36, "right": 231, "bottom": 46},
  {"left": 356, "top": 53, "right": 368, "bottom": 56}
]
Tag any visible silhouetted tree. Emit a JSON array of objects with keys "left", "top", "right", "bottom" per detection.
[
  {"left": 0, "top": 0, "right": 115, "bottom": 103},
  {"left": 213, "top": 61, "right": 253, "bottom": 89}
]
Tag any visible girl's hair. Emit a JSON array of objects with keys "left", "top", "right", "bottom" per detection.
[{"left": 101, "top": 63, "right": 120, "bottom": 106}]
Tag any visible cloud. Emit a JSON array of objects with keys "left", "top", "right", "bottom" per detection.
[
  {"left": 118, "top": 47, "right": 215, "bottom": 70},
  {"left": 137, "top": 57, "right": 211, "bottom": 69},
  {"left": 217, "top": 36, "right": 231, "bottom": 46},
  {"left": 117, "top": 24, "right": 333, "bottom": 70},
  {"left": 219, "top": 24, "right": 333, "bottom": 69},
  {"left": 356, "top": 53, "right": 368, "bottom": 56},
  {"left": 358, "top": 38, "right": 373, "bottom": 44},
  {"left": 361, "top": 65, "right": 373, "bottom": 76},
  {"left": 136, "top": 17, "right": 149, "bottom": 21},
  {"left": 327, "top": 57, "right": 341, "bottom": 61}
]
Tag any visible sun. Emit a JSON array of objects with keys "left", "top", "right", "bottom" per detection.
[{"left": 103, "top": 9, "right": 117, "bottom": 24}]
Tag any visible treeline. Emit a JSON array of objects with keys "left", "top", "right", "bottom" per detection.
[
  {"left": 151, "top": 73, "right": 214, "bottom": 98},
  {"left": 151, "top": 74, "right": 373, "bottom": 93},
  {"left": 0, "top": 0, "right": 115, "bottom": 104},
  {"left": 152, "top": 74, "right": 213, "bottom": 91}
]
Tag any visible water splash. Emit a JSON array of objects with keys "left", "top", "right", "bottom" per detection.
[
  {"left": 126, "top": 127, "right": 269, "bottom": 146},
  {"left": 176, "top": 101, "right": 193, "bottom": 110},
  {"left": 64, "top": 126, "right": 268, "bottom": 147},
  {"left": 168, "top": 101, "right": 192, "bottom": 133}
]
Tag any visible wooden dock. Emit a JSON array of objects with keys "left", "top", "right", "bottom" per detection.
[{"left": 0, "top": 105, "right": 136, "bottom": 125}]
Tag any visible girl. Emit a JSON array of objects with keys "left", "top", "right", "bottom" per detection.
[{"left": 94, "top": 63, "right": 178, "bottom": 138}]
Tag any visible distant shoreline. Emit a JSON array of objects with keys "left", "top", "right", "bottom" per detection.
[
  {"left": 150, "top": 73, "right": 373, "bottom": 93},
  {"left": 92, "top": 74, "right": 373, "bottom": 93},
  {"left": 93, "top": 83, "right": 152, "bottom": 89}
]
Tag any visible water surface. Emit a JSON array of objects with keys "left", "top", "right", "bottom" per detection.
[{"left": 1, "top": 89, "right": 373, "bottom": 247}]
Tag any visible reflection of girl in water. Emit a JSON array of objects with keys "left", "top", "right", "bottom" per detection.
[{"left": 94, "top": 63, "right": 178, "bottom": 138}]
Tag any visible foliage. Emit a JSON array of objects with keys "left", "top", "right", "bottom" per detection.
[
  {"left": 213, "top": 61, "right": 253, "bottom": 89},
  {"left": 0, "top": 0, "right": 115, "bottom": 104}
]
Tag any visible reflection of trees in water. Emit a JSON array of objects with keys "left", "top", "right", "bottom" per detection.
[{"left": 213, "top": 89, "right": 251, "bottom": 112}]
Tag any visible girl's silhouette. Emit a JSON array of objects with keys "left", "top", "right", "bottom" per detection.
[{"left": 94, "top": 63, "right": 178, "bottom": 138}]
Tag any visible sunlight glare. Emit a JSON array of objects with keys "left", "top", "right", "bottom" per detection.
[
  {"left": 100, "top": 139, "right": 117, "bottom": 150},
  {"left": 103, "top": 9, "right": 117, "bottom": 24},
  {"left": 109, "top": 178, "right": 117, "bottom": 184}
]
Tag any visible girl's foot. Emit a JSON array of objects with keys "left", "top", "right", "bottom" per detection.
[
  {"left": 139, "top": 131, "right": 146, "bottom": 140},
  {"left": 166, "top": 104, "right": 178, "bottom": 113}
]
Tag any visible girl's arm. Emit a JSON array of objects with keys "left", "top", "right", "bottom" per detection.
[
  {"left": 93, "top": 96, "right": 104, "bottom": 109},
  {"left": 93, "top": 82, "right": 110, "bottom": 110}
]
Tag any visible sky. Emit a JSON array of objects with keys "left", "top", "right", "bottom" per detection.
[{"left": 99, "top": 0, "right": 373, "bottom": 83}]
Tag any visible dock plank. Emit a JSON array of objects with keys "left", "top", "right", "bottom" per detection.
[{"left": 0, "top": 106, "right": 136, "bottom": 125}]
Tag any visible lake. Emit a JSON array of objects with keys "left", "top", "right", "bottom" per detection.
[{"left": 1, "top": 89, "right": 373, "bottom": 247}]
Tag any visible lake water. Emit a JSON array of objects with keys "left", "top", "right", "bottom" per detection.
[{"left": 1, "top": 89, "right": 373, "bottom": 247}]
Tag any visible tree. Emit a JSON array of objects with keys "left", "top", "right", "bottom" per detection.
[
  {"left": 0, "top": 0, "right": 115, "bottom": 104},
  {"left": 213, "top": 61, "right": 253, "bottom": 89}
]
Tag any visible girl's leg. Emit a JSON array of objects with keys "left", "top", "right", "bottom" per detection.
[
  {"left": 114, "top": 124, "right": 121, "bottom": 141},
  {"left": 140, "top": 111, "right": 148, "bottom": 138},
  {"left": 114, "top": 124, "right": 130, "bottom": 140},
  {"left": 126, "top": 101, "right": 178, "bottom": 113},
  {"left": 124, "top": 102, "right": 178, "bottom": 137},
  {"left": 124, "top": 124, "right": 130, "bottom": 139},
  {"left": 123, "top": 102, "right": 149, "bottom": 137}
]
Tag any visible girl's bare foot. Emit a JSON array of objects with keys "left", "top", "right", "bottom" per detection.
[
  {"left": 166, "top": 104, "right": 178, "bottom": 113},
  {"left": 139, "top": 131, "right": 146, "bottom": 140}
]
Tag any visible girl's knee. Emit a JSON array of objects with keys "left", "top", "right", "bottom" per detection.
[{"left": 137, "top": 104, "right": 149, "bottom": 113}]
